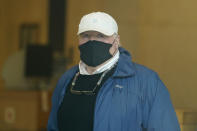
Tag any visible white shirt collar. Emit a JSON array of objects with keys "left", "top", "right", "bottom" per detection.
[{"left": 79, "top": 50, "right": 120, "bottom": 75}]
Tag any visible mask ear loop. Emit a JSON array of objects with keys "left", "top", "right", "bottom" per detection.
[{"left": 111, "top": 35, "right": 119, "bottom": 56}]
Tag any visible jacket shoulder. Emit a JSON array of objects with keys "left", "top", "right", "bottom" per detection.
[
  {"left": 131, "top": 62, "right": 164, "bottom": 95},
  {"left": 132, "top": 62, "right": 158, "bottom": 79}
]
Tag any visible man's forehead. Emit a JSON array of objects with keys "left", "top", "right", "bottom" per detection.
[
  {"left": 80, "top": 31, "right": 104, "bottom": 35},
  {"left": 79, "top": 31, "right": 111, "bottom": 36}
]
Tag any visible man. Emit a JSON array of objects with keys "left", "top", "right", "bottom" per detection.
[{"left": 47, "top": 12, "right": 180, "bottom": 131}]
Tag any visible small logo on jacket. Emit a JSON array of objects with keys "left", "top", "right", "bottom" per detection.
[{"left": 115, "top": 84, "right": 123, "bottom": 89}]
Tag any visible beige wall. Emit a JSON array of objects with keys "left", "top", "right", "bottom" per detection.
[{"left": 137, "top": 0, "right": 197, "bottom": 109}]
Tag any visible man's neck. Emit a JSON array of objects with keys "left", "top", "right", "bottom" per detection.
[
  {"left": 86, "top": 66, "right": 96, "bottom": 75},
  {"left": 85, "top": 64, "right": 102, "bottom": 74}
]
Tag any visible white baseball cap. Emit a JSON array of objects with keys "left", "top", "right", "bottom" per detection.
[{"left": 77, "top": 12, "right": 118, "bottom": 36}]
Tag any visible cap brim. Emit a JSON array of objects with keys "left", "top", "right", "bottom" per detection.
[{"left": 77, "top": 27, "right": 114, "bottom": 36}]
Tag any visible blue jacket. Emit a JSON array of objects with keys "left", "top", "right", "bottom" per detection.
[{"left": 47, "top": 48, "right": 180, "bottom": 131}]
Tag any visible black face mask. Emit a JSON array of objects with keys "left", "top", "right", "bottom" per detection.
[{"left": 79, "top": 40, "right": 113, "bottom": 67}]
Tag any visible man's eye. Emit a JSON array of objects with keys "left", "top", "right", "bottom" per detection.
[
  {"left": 97, "top": 34, "right": 105, "bottom": 38},
  {"left": 81, "top": 34, "right": 89, "bottom": 38}
]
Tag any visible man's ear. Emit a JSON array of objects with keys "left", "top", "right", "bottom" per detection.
[{"left": 115, "top": 35, "right": 120, "bottom": 47}]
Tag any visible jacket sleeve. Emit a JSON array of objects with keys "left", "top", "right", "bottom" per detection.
[
  {"left": 47, "top": 71, "right": 70, "bottom": 131},
  {"left": 47, "top": 66, "right": 77, "bottom": 131},
  {"left": 47, "top": 78, "right": 63, "bottom": 131},
  {"left": 142, "top": 74, "right": 180, "bottom": 131}
]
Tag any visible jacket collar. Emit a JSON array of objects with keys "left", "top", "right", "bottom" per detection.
[{"left": 112, "top": 47, "right": 136, "bottom": 78}]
